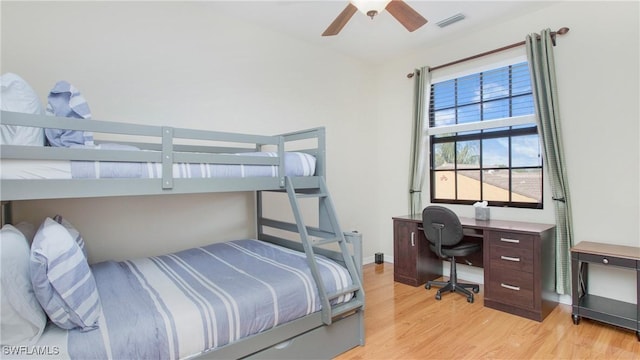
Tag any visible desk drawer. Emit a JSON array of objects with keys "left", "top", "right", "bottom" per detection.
[
  {"left": 577, "top": 252, "right": 637, "bottom": 268},
  {"left": 487, "top": 231, "right": 534, "bottom": 252},
  {"left": 487, "top": 270, "right": 534, "bottom": 309},
  {"left": 489, "top": 245, "right": 534, "bottom": 273}
]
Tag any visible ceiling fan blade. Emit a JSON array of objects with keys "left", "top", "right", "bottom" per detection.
[
  {"left": 322, "top": 3, "right": 358, "bottom": 36},
  {"left": 385, "top": 0, "right": 428, "bottom": 32}
]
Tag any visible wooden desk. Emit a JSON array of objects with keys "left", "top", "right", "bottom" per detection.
[
  {"left": 392, "top": 214, "right": 557, "bottom": 321},
  {"left": 571, "top": 241, "right": 640, "bottom": 340}
]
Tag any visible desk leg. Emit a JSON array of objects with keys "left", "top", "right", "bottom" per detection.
[{"left": 572, "top": 314, "right": 580, "bottom": 325}]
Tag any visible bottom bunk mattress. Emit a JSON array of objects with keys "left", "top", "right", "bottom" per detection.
[{"left": 16, "top": 239, "right": 354, "bottom": 360}]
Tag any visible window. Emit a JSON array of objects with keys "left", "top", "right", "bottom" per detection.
[{"left": 428, "top": 62, "right": 543, "bottom": 209}]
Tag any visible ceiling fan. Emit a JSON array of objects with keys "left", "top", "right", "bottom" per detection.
[{"left": 322, "top": 0, "right": 427, "bottom": 36}]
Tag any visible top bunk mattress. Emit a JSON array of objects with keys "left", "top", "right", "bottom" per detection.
[{"left": 0, "top": 151, "right": 316, "bottom": 180}]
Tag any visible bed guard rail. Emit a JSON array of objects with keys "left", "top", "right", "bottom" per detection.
[{"left": 0, "top": 111, "right": 325, "bottom": 196}]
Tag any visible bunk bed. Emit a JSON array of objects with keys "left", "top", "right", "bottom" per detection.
[{"left": 0, "top": 109, "right": 365, "bottom": 359}]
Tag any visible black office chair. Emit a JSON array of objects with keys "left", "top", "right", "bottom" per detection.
[{"left": 422, "top": 206, "right": 480, "bottom": 303}]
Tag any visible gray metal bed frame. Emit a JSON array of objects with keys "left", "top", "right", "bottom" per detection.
[{"left": 0, "top": 110, "right": 365, "bottom": 359}]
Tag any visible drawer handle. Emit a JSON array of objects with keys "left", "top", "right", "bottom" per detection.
[
  {"left": 500, "top": 255, "right": 521, "bottom": 262},
  {"left": 500, "top": 238, "right": 520, "bottom": 244},
  {"left": 410, "top": 232, "right": 415, "bottom": 247},
  {"left": 500, "top": 283, "right": 521, "bottom": 291},
  {"left": 602, "top": 258, "right": 608, "bottom": 265}
]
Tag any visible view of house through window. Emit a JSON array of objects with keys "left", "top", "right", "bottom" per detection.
[{"left": 428, "top": 62, "right": 543, "bottom": 208}]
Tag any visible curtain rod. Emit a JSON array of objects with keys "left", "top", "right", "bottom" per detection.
[{"left": 407, "top": 27, "right": 569, "bottom": 78}]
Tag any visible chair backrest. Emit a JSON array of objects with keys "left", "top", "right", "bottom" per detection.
[{"left": 422, "top": 206, "right": 464, "bottom": 247}]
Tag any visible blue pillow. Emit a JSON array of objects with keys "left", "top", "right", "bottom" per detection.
[
  {"left": 44, "top": 81, "right": 94, "bottom": 147},
  {"left": 53, "top": 214, "right": 88, "bottom": 259},
  {"left": 30, "top": 218, "right": 100, "bottom": 331}
]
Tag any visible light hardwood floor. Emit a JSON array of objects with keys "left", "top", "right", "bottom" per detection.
[{"left": 335, "top": 263, "right": 639, "bottom": 360}]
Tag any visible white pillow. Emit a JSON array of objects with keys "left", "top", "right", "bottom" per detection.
[
  {"left": 14, "top": 221, "right": 36, "bottom": 243},
  {"left": 0, "top": 224, "right": 47, "bottom": 345},
  {"left": 0, "top": 73, "right": 45, "bottom": 146},
  {"left": 30, "top": 218, "right": 101, "bottom": 331}
]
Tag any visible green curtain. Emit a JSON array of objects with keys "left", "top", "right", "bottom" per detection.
[
  {"left": 409, "top": 67, "right": 431, "bottom": 215},
  {"left": 526, "top": 29, "right": 574, "bottom": 295}
]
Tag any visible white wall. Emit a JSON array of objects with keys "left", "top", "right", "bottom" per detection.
[
  {"left": 1, "top": 1, "right": 379, "bottom": 262},
  {"left": 373, "top": 1, "right": 639, "bottom": 302}
]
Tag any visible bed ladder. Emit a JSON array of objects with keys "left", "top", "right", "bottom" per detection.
[{"left": 284, "top": 176, "right": 364, "bottom": 326}]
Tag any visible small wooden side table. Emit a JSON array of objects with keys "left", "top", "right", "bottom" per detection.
[{"left": 571, "top": 241, "right": 640, "bottom": 341}]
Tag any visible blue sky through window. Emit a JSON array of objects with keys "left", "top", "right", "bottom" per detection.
[{"left": 431, "top": 62, "right": 538, "bottom": 168}]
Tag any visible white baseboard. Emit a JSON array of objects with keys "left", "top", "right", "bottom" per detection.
[
  {"left": 442, "top": 260, "right": 485, "bottom": 284},
  {"left": 364, "top": 257, "right": 484, "bottom": 284},
  {"left": 364, "top": 254, "right": 393, "bottom": 265},
  {"left": 558, "top": 294, "right": 571, "bottom": 305},
  {"left": 363, "top": 257, "right": 573, "bottom": 305}
]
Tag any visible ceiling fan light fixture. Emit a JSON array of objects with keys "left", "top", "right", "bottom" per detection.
[
  {"left": 322, "top": 0, "right": 427, "bottom": 36},
  {"left": 351, "top": 0, "right": 392, "bottom": 19}
]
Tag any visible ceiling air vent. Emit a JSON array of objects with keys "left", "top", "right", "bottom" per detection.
[{"left": 436, "top": 13, "right": 465, "bottom": 28}]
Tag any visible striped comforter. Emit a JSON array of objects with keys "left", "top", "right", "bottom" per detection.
[
  {"left": 65, "top": 239, "right": 353, "bottom": 359},
  {"left": 70, "top": 150, "right": 316, "bottom": 179}
]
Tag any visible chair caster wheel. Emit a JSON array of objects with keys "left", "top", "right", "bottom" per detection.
[
  {"left": 425, "top": 284, "right": 431, "bottom": 290},
  {"left": 472, "top": 287, "right": 479, "bottom": 294},
  {"left": 467, "top": 296, "right": 474, "bottom": 303},
  {"left": 435, "top": 293, "right": 441, "bottom": 300}
]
